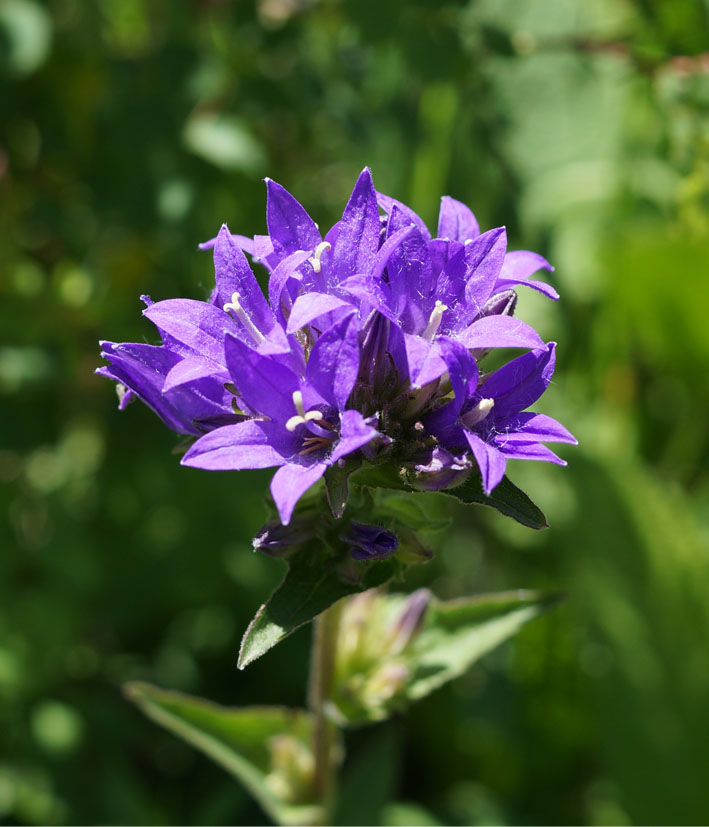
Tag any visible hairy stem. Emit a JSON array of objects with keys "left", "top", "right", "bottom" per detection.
[{"left": 308, "top": 600, "right": 343, "bottom": 825}]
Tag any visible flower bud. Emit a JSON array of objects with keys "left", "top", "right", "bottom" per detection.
[
  {"left": 388, "top": 588, "right": 431, "bottom": 655},
  {"left": 481, "top": 288, "right": 518, "bottom": 318},
  {"left": 252, "top": 518, "right": 315, "bottom": 557},
  {"left": 344, "top": 523, "right": 399, "bottom": 561}
]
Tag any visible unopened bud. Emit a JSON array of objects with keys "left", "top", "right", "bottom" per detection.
[
  {"left": 388, "top": 588, "right": 431, "bottom": 654},
  {"left": 252, "top": 518, "right": 315, "bottom": 557},
  {"left": 481, "top": 288, "right": 518, "bottom": 318},
  {"left": 344, "top": 523, "right": 399, "bottom": 561}
]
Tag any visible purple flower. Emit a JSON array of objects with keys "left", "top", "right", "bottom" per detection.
[{"left": 98, "top": 167, "right": 574, "bottom": 524}]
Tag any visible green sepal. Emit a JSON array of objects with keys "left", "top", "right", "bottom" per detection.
[
  {"left": 330, "top": 589, "right": 560, "bottom": 726},
  {"left": 238, "top": 553, "right": 397, "bottom": 669},
  {"left": 124, "top": 682, "right": 328, "bottom": 826},
  {"left": 353, "top": 464, "right": 548, "bottom": 530}
]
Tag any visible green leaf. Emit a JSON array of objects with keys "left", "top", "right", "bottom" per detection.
[
  {"left": 124, "top": 682, "right": 323, "bottom": 827},
  {"left": 330, "top": 590, "right": 559, "bottom": 725},
  {"left": 442, "top": 474, "right": 548, "bottom": 529},
  {"left": 352, "top": 463, "right": 548, "bottom": 530},
  {"left": 238, "top": 554, "right": 397, "bottom": 669},
  {"left": 405, "top": 590, "right": 560, "bottom": 701}
]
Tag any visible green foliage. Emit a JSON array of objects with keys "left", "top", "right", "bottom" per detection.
[
  {"left": 2, "top": 0, "right": 709, "bottom": 823},
  {"left": 330, "top": 590, "right": 556, "bottom": 725},
  {"left": 125, "top": 682, "right": 325, "bottom": 826},
  {"left": 238, "top": 554, "right": 397, "bottom": 669}
]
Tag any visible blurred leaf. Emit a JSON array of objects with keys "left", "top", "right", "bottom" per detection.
[
  {"left": 0, "top": 0, "right": 52, "bottom": 77},
  {"left": 183, "top": 113, "right": 266, "bottom": 173},
  {"left": 124, "top": 682, "right": 323, "bottom": 827},
  {"left": 238, "top": 553, "right": 397, "bottom": 669}
]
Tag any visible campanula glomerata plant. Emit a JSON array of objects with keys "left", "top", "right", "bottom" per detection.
[{"left": 100, "top": 168, "right": 575, "bottom": 826}]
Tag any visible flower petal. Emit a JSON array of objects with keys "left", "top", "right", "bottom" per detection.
[
  {"left": 182, "top": 420, "right": 293, "bottom": 471},
  {"left": 500, "top": 250, "right": 553, "bottom": 281},
  {"left": 437, "top": 195, "right": 480, "bottom": 242},
  {"left": 213, "top": 225, "right": 273, "bottom": 334},
  {"left": 337, "top": 273, "right": 397, "bottom": 321},
  {"left": 266, "top": 178, "right": 321, "bottom": 257},
  {"left": 456, "top": 315, "right": 544, "bottom": 351},
  {"left": 330, "top": 410, "right": 380, "bottom": 463},
  {"left": 496, "top": 412, "right": 577, "bottom": 445},
  {"left": 376, "top": 191, "right": 431, "bottom": 239},
  {"left": 143, "top": 299, "right": 237, "bottom": 367},
  {"left": 464, "top": 432, "right": 507, "bottom": 495},
  {"left": 306, "top": 312, "right": 360, "bottom": 410},
  {"left": 286, "top": 292, "right": 353, "bottom": 334},
  {"left": 224, "top": 333, "right": 300, "bottom": 422},
  {"left": 462, "top": 227, "right": 508, "bottom": 318},
  {"left": 404, "top": 334, "right": 448, "bottom": 389},
  {"left": 332, "top": 168, "right": 381, "bottom": 279},
  {"left": 271, "top": 461, "right": 328, "bottom": 524},
  {"left": 481, "top": 343, "right": 556, "bottom": 420},
  {"left": 493, "top": 439, "right": 566, "bottom": 465},
  {"left": 163, "top": 356, "right": 227, "bottom": 392}
]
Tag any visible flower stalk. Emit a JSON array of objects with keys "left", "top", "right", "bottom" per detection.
[{"left": 308, "top": 601, "right": 343, "bottom": 825}]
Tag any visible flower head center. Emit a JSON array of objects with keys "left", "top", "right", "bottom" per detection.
[
  {"left": 461, "top": 397, "right": 495, "bottom": 428},
  {"left": 223, "top": 292, "right": 266, "bottom": 345},
  {"left": 422, "top": 300, "right": 448, "bottom": 342},
  {"left": 308, "top": 241, "right": 331, "bottom": 274},
  {"left": 285, "top": 390, "right": 325, "bottom": 432}
]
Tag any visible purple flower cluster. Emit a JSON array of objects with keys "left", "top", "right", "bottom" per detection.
[{"left": 98, "top": 169, "right": 575, "bottom": 525}]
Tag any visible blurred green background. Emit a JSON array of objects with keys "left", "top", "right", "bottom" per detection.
[{"left": 2, "top": 0, "right": 709, "bottom": 823}]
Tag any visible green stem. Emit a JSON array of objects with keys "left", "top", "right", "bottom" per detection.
[{"left": 308, "top": 600, "right": 343, "bottom": 825}]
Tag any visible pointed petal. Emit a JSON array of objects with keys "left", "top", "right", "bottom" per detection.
[
  {"left": 456, "top": 315, "right": 544, "bottom": 350},
  {"left": 376, "top": 191, "right": 431, "bottom": 239},
  {"left": 337, "top": 273, "right": 397, "bottom": 321},
  {"left": 437, "top": 195, "right": 480, "bottom": 242},
  {"left": 143, "top": 299, "right": 237, "bottom": 366},
  {"left": 386, "top": 207, "right": 433, "bottom": 321},
  {"left": 462, "top": 227, "right": 508, "bottom": 318},
  {"left": 495, "top": 277, "right": 559, "bottom": 301},
  {"left": 199, "top": 232, "right": 255, "bottom": 255},
  {"left": 330, "top": 410, "right": 380, "bottom": 463},
  {"left": 267, "top": 249, "right": 313, "bottom": 323},
  {"left": 164, "top": 357, "right": 226, "bottom": 392},
  {"left": 181, "top": 420, "right": 292, "bottom": 470},
  {"left": 404, "top": 334, "right": 448, "bottom": 389},
  {"left": 306, "top": 312, "right": 360, "bottom": 410},
  {"left": 266, "top": 178, "right": 321, "bottom": 257},
  {"left": 332, "top": 168, "right": 381, "bottom": 279},
  {"left": 497, "top": 412, "right": 577, "bottom": 445},
  {"left": 500, "top": 250, "right": 553, "bottom": 281},
  {"left": 481, "top": 343, "right": 556, "bottom": 420},
  {"left": 437, "top": 336, "right": 478, "bottom": 416},
  {"left": 214, "top": 225, "right": 273, "bottom": 333},
  {"left": 224, "top": 333, "right": 300, "bottom": 422},
  {"left": 286, "top": 292, "right": 352, "bottom": 334},
  {"left": 271, "top": 462, "right": 328, "bottom": 524},
  {"left": 493, "top": 439, "right": 566, "bottom": 465},
  {"left": 464, "top": 432, "right": 507, "bottom": 494}
]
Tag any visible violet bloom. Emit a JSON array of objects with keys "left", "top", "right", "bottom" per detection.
[
  {"left": 424, "top": 342, "right": 577, "bottom": 494},
  {"left": 98, "top": 167, "right": 574, "bottom": 525},
  {"left": 345, "top": 524, "right": 399, "bottom": 561}
]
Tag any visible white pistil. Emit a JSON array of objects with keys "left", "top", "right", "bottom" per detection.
[
  {"left": 422, "top": 300, "right": 448, "bottom": 342},
  {"left": 223, "top": 292, "right": 266, "bottom": 345},
  {"left": 285, "top": 390, "right": 325, "bottom": 432},
  {"left": 308, "top": 241, "right": 331, "bottom": 274},
  {"left": 462, "top": 398, "right": 495, "bottom": 428}
]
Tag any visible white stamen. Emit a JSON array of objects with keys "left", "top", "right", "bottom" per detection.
[
  {"left": 223, "top": 292, "right": 266, "bottom": 345},
  {"left": 285, "top": 391, "right": 324, "bottom": 431},
  {"left": 292, "top": 390, "right": 306, "bottom": 418},
  {"left": 422, "top": 300, "right": 448, "bottom": 342},
  {"left": 308, "top": 241, "right": 331, "bottom": 274},
  {"left": 462, "top": 398, "right": 495, "bottom": 428}
]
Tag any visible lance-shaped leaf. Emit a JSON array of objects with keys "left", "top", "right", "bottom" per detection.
[
  {"left": 238, "top": 553, "right": 397, "bottom": 669},
  {"left": 124, "top": 682, "right": 327, "bottom": 826},
  {"left": 329, "top": 590, "right": 559, "bottom": 726}
]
